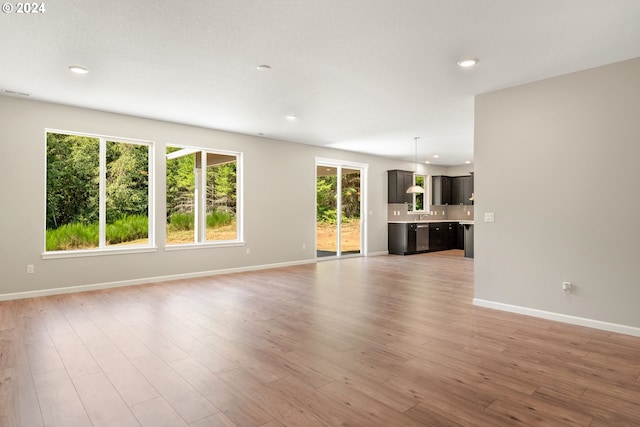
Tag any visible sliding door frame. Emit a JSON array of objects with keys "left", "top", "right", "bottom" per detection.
[{"left": 314, "top": 157, "right": 368, "bottom": 260}]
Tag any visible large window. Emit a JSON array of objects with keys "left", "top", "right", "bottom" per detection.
[
  {"left": 45, "top": 131, "right": 153, "bottom": 252},
  {"left": 166, "top": 146, "right": 240, "bottom": 245}
]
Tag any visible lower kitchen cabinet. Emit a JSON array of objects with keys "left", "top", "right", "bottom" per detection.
[
  {"left": 456, "top": 224, "right": 464, "bottom": 249},
  {"left": 389, "top": 223, "right": 415, "bottom": 255},
  {"left": 446, "top": 222, "right": 457, "bottom": 250},
  {"left": 429, "top": 222, "right": 458, "bottom": 252},
  {"left": 428, "top": 223, "right": 448, "bottom": 251},
  {"left": 389, "top": 221, "right": 473, "bottom": 255},
  {"left": 388, "top": 223, "right": 429, "bottom": 255}
]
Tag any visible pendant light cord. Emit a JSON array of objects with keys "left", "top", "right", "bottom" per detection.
[{"left": 414, "top": 137, "right": 420, "bottom": 172}]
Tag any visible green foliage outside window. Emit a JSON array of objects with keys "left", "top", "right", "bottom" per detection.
[
  {"left": 316, "top": 172, "right": 360, "bottom": 224},
  {"left": 165, "top": 147, "right": 237, "bottom": 243},
  {"left": 46, "top": 132, "right": 149, "bottom": 250}
]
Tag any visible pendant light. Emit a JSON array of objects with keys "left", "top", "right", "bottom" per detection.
[{"left": 406, "top": 137, "right": 425, "bottom": 194}]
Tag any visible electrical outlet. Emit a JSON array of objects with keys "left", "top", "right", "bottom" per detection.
[
  {"left": 562, "top": 281, "right": 572, "bottom": 293},
  {"left": 246, "top": 248, "right": 251, "bottom": 255},
  {"left": 26, "top": 264, "right": 34, "bottom": 274},
  {"left": 302, "top": 243, "right": 306, "bottom": 250},
  {"left": 484, "top": 212, "right": 495, "bottom": 222}
]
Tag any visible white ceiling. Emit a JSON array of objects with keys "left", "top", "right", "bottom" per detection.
[{"left": 2, "top": 1, "right": 640, "bottom": 165}]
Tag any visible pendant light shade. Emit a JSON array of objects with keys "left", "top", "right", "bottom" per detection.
[
  {"left": 406, "top": 184, "right": 425, "bottom": 194},
  {"left": 406, "top": 137, "right": 425, "bottom": 194}
]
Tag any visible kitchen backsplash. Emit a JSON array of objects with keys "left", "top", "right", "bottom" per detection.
[{"left": 388, "top": 204, "right": 474, "bottom": 221}]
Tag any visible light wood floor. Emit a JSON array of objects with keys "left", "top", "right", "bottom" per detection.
[{"left": 2, "top": 250, "right": 640, "bottom": 426}]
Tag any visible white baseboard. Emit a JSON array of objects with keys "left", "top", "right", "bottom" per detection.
[
  {"left": 366, "top": 250, "right": 389, "bottom": 257},
  {"left": 473, "top": 298, "right": 640, "bottom": 338},
  {"left": 0, "top": 259, "right": 317, "bottom": 302}
]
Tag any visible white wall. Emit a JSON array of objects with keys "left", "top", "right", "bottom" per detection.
[
  {"left": 474, "top": 57, "right": 640, "bottom": 331},
  {"left": 444, "top": 165, "right": 474, "bottom": 177},
  {"left": 0, "top": 96, "right": 415, "bottom": 297}
]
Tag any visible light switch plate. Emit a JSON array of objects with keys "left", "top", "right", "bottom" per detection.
[{"left": 484, "top": 212, "right": 495, "bottom": 222}]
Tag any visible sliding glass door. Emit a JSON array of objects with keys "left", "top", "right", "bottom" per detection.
[
  {"left": 316, "top": 160, "right": 366, "bottom": 259},
  {"left": 340, "top": 168, "right": 361, "bottom": 256}
]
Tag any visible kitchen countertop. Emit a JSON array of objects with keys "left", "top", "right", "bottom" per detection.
[{"left": 388, "top": 220, "right": 474, "bottom": 224}]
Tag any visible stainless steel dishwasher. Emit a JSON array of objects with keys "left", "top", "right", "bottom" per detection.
[{"left": 416, "top": 224, "right": 429, "bottom": 252}]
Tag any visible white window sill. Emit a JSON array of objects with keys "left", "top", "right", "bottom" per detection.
[
  {"left": 42, "top": 246, "right": 158, "bottom": 260},
  {"left": 164, "top": 241, "right": 246, "bottom": 251}
]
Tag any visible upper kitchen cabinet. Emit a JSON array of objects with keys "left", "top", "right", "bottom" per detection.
[
  {"left": 432, "top": 174, "right": 474, "bottom": 206},
  {"left": 452, "top": 175, "right": 474, "bottom": 205},
  {"left": 431, "top": 175, "right": 452, "bottom": 205},
  {"left": 388, "top": 170, "right": 414, "bottom": 204}
]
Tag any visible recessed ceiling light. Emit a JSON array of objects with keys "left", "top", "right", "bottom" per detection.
[
  {"left": 68, "top": 65, "right": 89, "bottom": 74},
  {"left": 457, "top": 58, "right": 478, "bottom": 68},
  {"left": 256, "top": 65, "right": 271, "bottom": 71},
  {"left": 285, "top": 114, "right": 297, "bottom": 120},
  {"left": 432, "top": 154, "right": 440, "bottom": 158},
  {"left": 465, "top": 160, "right": 472, "bottom": 164},
  {"left": 425, "top": 161, "right": 431, "bottom": 164}
]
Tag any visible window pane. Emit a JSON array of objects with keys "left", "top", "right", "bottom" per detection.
[
  {"left": 166, "top": 147, "right": 196, "bottom": 244},
  {"left": 341, "top": 168, "right": 361, "bottom": 255},
  {"left": 105, "top": 141, "right": 149, "bottom": 247},
  {"left": 316, "top": 166, "right": 338, "bottom": 257},
  {"left": 205, "top": 153, "right": 237, "bottom": 241},
  {"left": 166, "top": 147, "right": 239, "bottom": 245},
  {"left": 415, "top": 175, "right": 425, "bottom": 210},
  {"left": 46, "top": 133, "right": 100, "bottom": 251}
]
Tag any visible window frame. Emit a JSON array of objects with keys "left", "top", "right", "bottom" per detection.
[
  {"left": 42, "top": 129, "right": 156, "bottom": 259},
  {"left": 164, "top": 144, "right": 243, "bottom": 250}
]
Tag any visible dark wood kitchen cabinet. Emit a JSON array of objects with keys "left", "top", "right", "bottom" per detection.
[
  {"left": 431, "top": 176, "right": 452, "bottom": 205},
  {"left": 428, "top": 223, "right": 448, "bottom": 251},
  {"left": 452, "top": 176, "right": 474, "bottom": 205},
  {"left": 388, "top": 223, "right": 429, "bottom": 255},
  {"left": 464, "top": 175, "right": 474, "bottom": 205},
  {"left": 446, "top": 222, "right": 457, "bottom": 250},
  {"left": 388, "top": 223, "right": 415, "bottom": 255},
  {"left": 456, "top": 224, "right": 465, "bottom": 249},
  {"left": 388, "top": 170, "right": 414, "bottom": 204},
  {"left": 429, "top": 222, "right": 464, "bottom": 252},
  {"left": 389, "top": 221, "right": 468, "bottom": 254}
]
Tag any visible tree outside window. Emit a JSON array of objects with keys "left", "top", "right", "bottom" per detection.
[
  {"left": 45, "top": 132, "right": 151, "bottom": 251},
  {"left": 166, "top": 146, "right": 239, "bottom": 245}
]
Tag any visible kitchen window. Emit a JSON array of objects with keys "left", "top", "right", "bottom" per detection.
[
  {"left": 166, "top": 145, "right": 241, "bottom": 246},
  {"left": 410, "top": 174, "right": 429, "bottom": 212},
  {"left": 414, "top": 175, "right": 425, "bottom": 211},
  {"left": 45, "top": 131, "right": 154, "bottom": 255}
]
